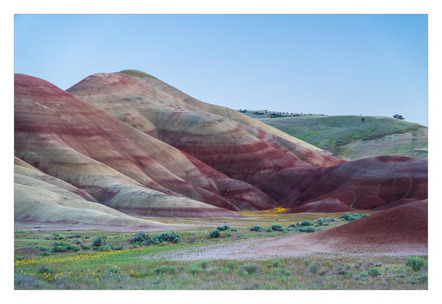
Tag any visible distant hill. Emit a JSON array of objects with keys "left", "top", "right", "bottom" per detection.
[{"left": 256, "top": 114, "right": 427, "bottom": 160}]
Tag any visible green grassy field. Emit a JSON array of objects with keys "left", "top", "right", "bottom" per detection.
[
  {"left": 257, "top": 115, "right": 427, "bottom": 160},
  {"left": 14, "top": 211, "right": 427, "bottom": 290}
]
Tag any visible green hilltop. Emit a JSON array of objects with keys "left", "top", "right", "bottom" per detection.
[{"left": 248, "top": 112, "right": 427, "bottom": 160}]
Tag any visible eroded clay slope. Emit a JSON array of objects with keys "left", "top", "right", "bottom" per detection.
[
  {"left": 67, "top": 71, "right": 427, "bottom": 210},
  {"left": 15, "top": 74, "right": 275, "bottom": 219}
]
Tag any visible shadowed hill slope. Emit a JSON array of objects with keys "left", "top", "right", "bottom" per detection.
[
  {"left": 287, "top": 156, "right": 427, "bottom": 212},
  {"left": 15, "top": 74, "right": 276, "bottom": 220},
  {"left": 258, "top": 115, "right": 427, "bottom": 160}
]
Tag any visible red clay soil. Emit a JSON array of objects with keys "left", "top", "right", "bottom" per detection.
[
  {"left": 157, "top": 201, "right": 428, "bottom": 262},
  {"left": 286, "top": 156, "right": 427, "bottom": 212},
  {"left": 313, "top": 199, "right": 428, "bottom": 251}
]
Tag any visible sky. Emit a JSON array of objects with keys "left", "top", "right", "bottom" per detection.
[{"left": 14, "top": 14, "right": 428, "bottom": 125}]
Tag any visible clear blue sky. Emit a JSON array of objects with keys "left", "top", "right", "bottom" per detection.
[{"left": 14, "top": 14, "right": 428, "bottom": 125}]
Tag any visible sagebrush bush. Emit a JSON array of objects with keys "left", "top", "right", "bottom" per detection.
[
  {"left": 299, "top": 220, "right": 314, "bottom": 226},
  {"left": 340, "top": 213, "right": 362, "bottom": 221},
  {"left": 52, "top": 242, "right": 80, "bottom": 253},
  {"left": 95, "top": 245, "right": 112, "bottom": 251},
  {"left": 108, "top": 265, "right": 121, "bottom": 273},
  {"left": 249, "top": 225, "right": 264, "bottom": 232},
  {"left": 154, "top": 266, "right": 176, "bottom": 275},
  {"left": 39, "top": 246, "right": 50, "bottom": 253},
  {"left": 209, "top": 230, "right": 220, "bottom": 238},
  {"left": 37, "top": 264, "right": 51, "bottom": 274},
  {"left": 336, "top": 263, "right": 347, "bottom": 275},
  {"left": 189, "top": 266, "right": 203, "bottom": 275},
  {"left": 298, "top": 226, "right": 316, "bottom": 233},
  {"left": 241, "top": 263, "right": 258, "bottom": 275},
  {"left": 129, "top": 231, "right": 151, "bottom": 245},
  {"left": 151, "top": 232, "right": 183, "bottom": 245},
  {"left": 216, "top": 225, "right": 230, "bottom": 231},
  {"left": 316, "top": 218, "right": 325, "bottom": 226},
  {"left": 91, "top": 235, "right": 106, "bottom": 247},
  {"left": 269, "top": 224, "right": 284, "bottom": 231},
  {"left": 368, "top": 268, "right": 381, "bottom": 277},
  {"left": 405, "top": 256, "right": 426, "bottom": 272},
  {"left": 271, "top": 259, "right": 283, "bottom": 268}
]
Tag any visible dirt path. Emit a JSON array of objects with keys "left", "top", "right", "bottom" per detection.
[{"left": 146, "top": 233, "right": 427, "bottom": 261}]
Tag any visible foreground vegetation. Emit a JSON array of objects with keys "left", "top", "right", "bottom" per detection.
[{"left": 14, "top": 211, "right": 427, "bottom": 290}]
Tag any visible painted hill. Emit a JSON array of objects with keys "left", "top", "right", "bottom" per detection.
[
  {"left": 14, "top": 73, "right": 275, "bottom": 222},
  {"left": 314, "top": 199, "right": 428, "bottom": 251},
  {"left": 286, "top": 156, "right": 427, "bottom": 212},
  {"left": 66, "top": 70, "right": 427, "bottom": 210},
  {"left": 14, "top": 159, "right": 167, "bottom": 229},
  {"left": 257, "top": 115, "right": 427, "bottom": 160},
  {"left": 14, "top": 71, "right": 428, "bottom": 226}
]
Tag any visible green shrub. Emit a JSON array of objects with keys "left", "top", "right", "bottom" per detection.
[
  {"left": 405, "top": 256, "right": 426, "bottom": 272},
  {"left": 316, "top": 218, "right": 326, "bottom": 226},
  {"left": 91, "top": 235, "right": 106, "bottom": 247},
  {"left": 80, "top": 244, "right": 91, "bottom": 250},
  {"left": 269, "top": 224, "right": 284, "bottom": 231},
  {"left": 52, "top": 242, "right": 78, "bottom": 253},
  {"left": 368, "top": 268, "right": 381, "bottom": 277},
  {"left": 113, "top": 245, "right": 126, "bottom": 250},
  {"left": 95, "top": 245, "right": 113, "bottom": 251},
  {"left": 151, "top": 232, "right": 183, "bottom": 245},
  {"left": 299, "top": 220, "right": 314, "bottom": 226},
  {"left": 39, "top": 246, "right": 50, "bottom": 253},
  {"left": 340, "top": 213, "right": 361, "bottom": 221},
  {"left": 336, "top": 263, "right": 347, "bottom": 275},
  {"left": 298, "top": 226, "right": 316, "bottom": 233},
  {"left": 209, "top": 230, "right": 220, "bottom": 238},
  {"left": 189, "top": 263, "right": 204, "bottom": 275},
  {"left": 108, "top": 265, "right": 121, "bottom": 273},
  {"left": 129, "top": 231, "right": 151, "bottom": 245},
  {"left": 37, "top": 264, "right": 51, "bottom": 274},
  {"left": 216, "top": 225, "right": 230, "bottom": 231},
  {"left": 196, "top": 261, "right": 209, "bottom": 269},
  {"left": 154, "top": 266, "right": 176, "bottom": 275},
  {"left": 241, "top": 263, "right": 258, "bottom": 275},
  {"left": 249, "top": 225, "right": 264, "bottom": 232},
  {"left": 276, "top": 268, "right": 292, "bottom": 277},
  {"left": 271, "top": 259, "right": 283, "bottom": 268},
  {"left": 230, "top": 228, "right": 237, "bottom": 232},
  {"left": 51, "top": 233, "right": 64, "bottom": 240},
  {"left": 287, "top": 224, "right": 296, "bottom": 228}
]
